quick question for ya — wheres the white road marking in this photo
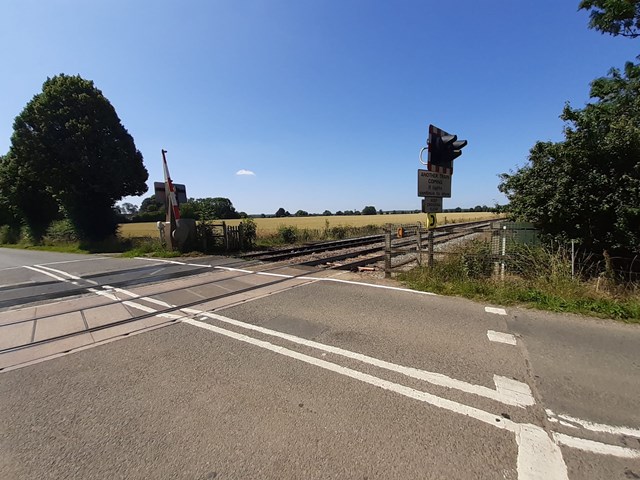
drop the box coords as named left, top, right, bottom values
left=36, top=265, right=98, bottom=285
left=558, top=420, right=578, bottom=429
left=0, top=256, right=108, bottom=272
left=553, top=432, right=640, bottom=458
left=546, top=410, right=640, bottom=438
left=184, top=316, right=517, bottom=430
left=184, top=317, right=566, bottom=480
left=39, top=257, right=108, bottom=266
left=24, top=265, right=69, bottom=282
left=17, top=261, right=634, bottom=474
left=135, top=257, right=438, bottom=296
left=485, top=306, right=507, bottom=315
left=184, top=309, right=535, bottom=408
left=487, top=330, right=517, bottom=345
left=517, top=425, right=569, bottom=479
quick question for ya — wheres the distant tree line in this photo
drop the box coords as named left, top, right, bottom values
left=125, top=196, right=245, bottom=223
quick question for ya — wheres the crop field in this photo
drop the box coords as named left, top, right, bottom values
left=118, top=212, right=502, bottom=239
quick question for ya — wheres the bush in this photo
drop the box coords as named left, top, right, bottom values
left=241, top=218, right=257, bottom=249
left=0, top=225, right=21, bottom=244
left=278, top=225, right=298, bottom=244
left=44, top=219, right=78, bottom=243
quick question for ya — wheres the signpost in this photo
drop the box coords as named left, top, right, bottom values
left=417, top=124, right=468, bottom=267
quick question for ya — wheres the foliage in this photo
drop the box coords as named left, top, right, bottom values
left=0, top=152, right=61, bottom=241
left=278, top=225, right=298, bottom=243
left=275, top=207, right=291, bottom=217
left=361, top=205, right=377, bottom=215
left=579, top=0, right=640, bottom=37
left=188, top=197, right=241, bottom=220
left=139, top=195, right=164, bottom=215
left=499, top=61, right=640, bottom=256
left=0, top=225, right=21, bottom=244
left=295, top=210, right=309, bottom=217
left=115, top=202, right=139, bottom=216
left=322, top=210, right=332, bottom=216
left=131, top=211, right=165, bottom=223
left=120, top=238, right=182, bottom=258
left=44, top=219, right=78, bottom=243
left=400, top=241, right=640, bottom=322
left=241, top=218, right=257, bottom=249
left=4, top=74, right=148, bottom=241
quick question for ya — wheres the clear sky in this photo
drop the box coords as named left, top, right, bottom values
left=1, top=0, right=637, bottom=214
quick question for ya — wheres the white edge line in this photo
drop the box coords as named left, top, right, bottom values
left=134, top=258, right=438, bottom=296
left=555, top=412, right=640, bottom=439
left=553, top=432, right=640, bottom=459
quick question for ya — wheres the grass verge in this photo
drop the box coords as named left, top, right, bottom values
left=398, top=241, right=640, bottom=323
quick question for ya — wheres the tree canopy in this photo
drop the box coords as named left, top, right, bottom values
left=361, top=206, right=377, bottom=215
left=499, top=61, right=640, bottom=255
left=2, top=74, right=148, bottom=241
left=188, top=197, right=241, bottom=221
left=579, top=0, right=640, bottom=37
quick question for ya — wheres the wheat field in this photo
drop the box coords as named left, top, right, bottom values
left=118, top=212, right=502, bottom=238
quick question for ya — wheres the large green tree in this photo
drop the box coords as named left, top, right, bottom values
left=499, top=62, right=640, bottom=255
left=579, top=0, right=640, bottom=37
left=188, top=197, right=241, bottom=221
left=5, top=74, right=148, bottom=241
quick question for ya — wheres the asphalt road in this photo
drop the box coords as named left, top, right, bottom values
left=0, top=248, right=638, bottom=479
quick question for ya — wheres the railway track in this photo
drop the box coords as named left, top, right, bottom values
left=242, top=220, right=493, bottom=271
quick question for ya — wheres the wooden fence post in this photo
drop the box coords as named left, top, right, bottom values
left=384, top=225, right=392, bottom=278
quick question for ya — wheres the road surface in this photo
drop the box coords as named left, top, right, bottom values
left=0, top=247, right=638, bottom=479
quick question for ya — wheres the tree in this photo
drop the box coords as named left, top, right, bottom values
left=5, top=74, right=148, bottom=241
left=579, top=0, right=640, bottom=38
left=322, top=210, right=332, bottom=216
left=0, top=152, right=60, bottom=239
left=117, top=202, right=139, bottom=216
left=275, top=207, right=290, bottom=217
left=295, top=210, right=309, bottom=217
left=139, top=195, right=164, bottom=214
left=362, top=206, right=377, bottom=215
left=499, top=61, right=640, bottom=255
left=190, top=197, right=241, bottom=220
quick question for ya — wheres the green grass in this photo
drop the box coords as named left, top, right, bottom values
left=0, top=242, right=90, bottom=254
left=398, top=241, right=640, bottom=323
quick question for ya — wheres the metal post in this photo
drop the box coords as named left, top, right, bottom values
left=384, top=226, right=392, bottom=278
left=500, top=225, right=507, bottom=281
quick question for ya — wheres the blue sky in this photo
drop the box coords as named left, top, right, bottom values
left=1, top=0, right=637, bottom=214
